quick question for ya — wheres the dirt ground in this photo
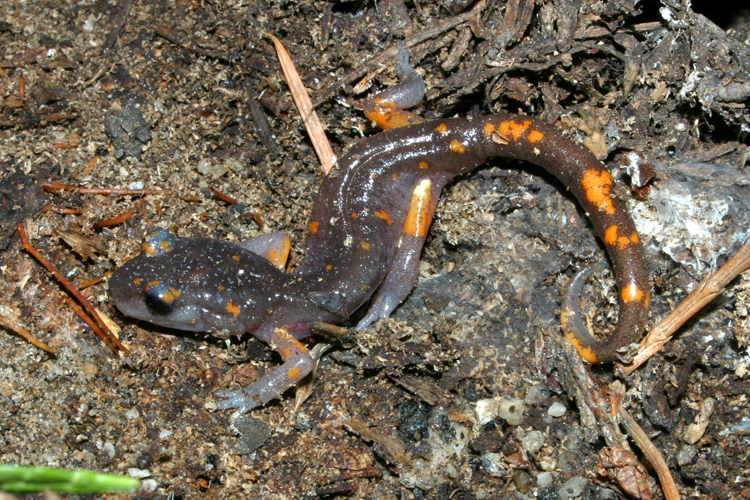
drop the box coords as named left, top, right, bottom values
left=1, top=0, right=750, bottom=499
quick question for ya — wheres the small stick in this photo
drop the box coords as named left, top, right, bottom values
left=245, top=84, right=279, bottom=157
left=619, top=407, right=681, bottom=500
left=78, top=276, right=106, bottom=289
left=264, top=32, right=335, bottom=174
left=311, top=321, right=351, bottom=339
left=41, top=205, right=83, bottom=215
left=0, top=312, right=55, bottom=354
left=41, top=183, right=161, bottom=196
left=61, top=296, right=118, bottom=353
left=16, top=223, right=127, bottom=355
left=209, top=186, right=237, bottom=204
left=101, top=0, right=134, bottom=53
left=94, top=199, right=145, bottom=228
left=18, top=73, right=25, bottom=107
left=155, top=24, right=231, bottom=62
left=623, top=234, right=750, bottom=374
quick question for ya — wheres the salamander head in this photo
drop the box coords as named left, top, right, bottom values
left=110, top=230, right=283, bottom=335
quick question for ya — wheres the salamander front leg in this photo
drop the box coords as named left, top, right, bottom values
left=215, top=327, right=314, bottom=414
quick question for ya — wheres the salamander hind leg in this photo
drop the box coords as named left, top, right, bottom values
left=214, top=327, right=314, bottom=413
left=356, top=233, right=424, bottom=329
left=357, top=178, right=440, bottom=329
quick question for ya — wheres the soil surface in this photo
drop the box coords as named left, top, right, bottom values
left=1, top=1, right=749, bottom=499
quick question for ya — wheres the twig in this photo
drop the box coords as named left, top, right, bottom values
left=41, top=182, right=162, bottom=196
left=94, top=199, right=145, bottom=228
left=622, top=234, right=750, bottom=374
left=245, top=84, right=279, bottom=157
left=619, top=407, right=681, bottom=500
left=41, top=205, right=83, bottom=215
left=155, top=24, right=231, bottom=62
left=209, top=186, right=237, bottom=204
left=16, top=223, right=127, bottom=355
left=264, top=33, right=335, bottom=174
left=101, top=0, right=134, bottom=53
left=0, top=312, right=55, bottom=354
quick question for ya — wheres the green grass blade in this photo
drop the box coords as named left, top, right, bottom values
left=0, top=465, right=140, bottom=494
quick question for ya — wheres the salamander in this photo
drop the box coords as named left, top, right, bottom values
left=110, top=52, right=650, bottom=414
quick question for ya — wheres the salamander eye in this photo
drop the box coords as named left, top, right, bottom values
left=143, top=281, right=180, bottom=315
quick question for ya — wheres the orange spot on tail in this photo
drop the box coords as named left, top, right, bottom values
left=605, top=225, right=640, bottom=249
left=622, top=283, right=644, bottom=303
left=566, top=333, right=599, bottom=363
left=528, top=130, right=544, bottom=143
left=308, top=221, right=320, bottom=234
left=484, top=122, right=496, bottom=136
left=436, top=123, right=449, bottom=133
left=419, top=161, right=429, bottom=169
left=561, top=308, right=599, bottom=363
left=266, top=235, right=292, bottom=270
left=499, top=120, right=531, bottom=141
left=581, top=170, right=615, bottom=215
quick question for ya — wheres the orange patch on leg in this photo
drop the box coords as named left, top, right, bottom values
left=403, top=179, right=435, bottom=237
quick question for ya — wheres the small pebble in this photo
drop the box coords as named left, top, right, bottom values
left=547, top=402, right=567, bottom=417
left=512, top=470, right=531, bottom=493
left=141, top=478, right=158, bottom=492
left=128, top=468, right=151, bottom=478
left=476, top=397, right=527, bottom=426
left=676, top=444, right=698, bottom=465
left=196, top=158, right=229, bottom=178
left=538, top=486, right=561, bottom=500
left=560, top=427, right=583, bottom=450
left=536, top=471, right=554, bottom=488
left=521, top=430, right=545, bottom=453
left=525, top=384, right=550, bottom=405
left=480, top=452, right=506, bottom=478
left=558, top=476, right=588, bottom=500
